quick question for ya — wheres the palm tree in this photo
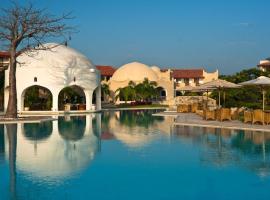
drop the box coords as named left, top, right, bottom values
left=135, top=78, right=158, bottom=102
left=115, top=78, right=159, bottom=104
left=115, top=86, right=136, bottom=103
left=101, top=83, right=110, bottom=102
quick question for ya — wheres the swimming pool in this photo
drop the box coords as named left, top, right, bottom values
left=1, top=110, right=270, bottom=200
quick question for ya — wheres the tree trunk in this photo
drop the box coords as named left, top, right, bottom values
left=5, top=47, right=17, bottom=118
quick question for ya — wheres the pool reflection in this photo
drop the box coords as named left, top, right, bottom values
left=1, top=110, right=270, bottom=199
left=1, top=114, right=101, bottom=200
left=0, top=124, right=5, bottom=162
left=23, top=121, right=53, bottom=141
left=172, top=126, right=270, bottom=177
left=100, top=110, right=170, bottom=148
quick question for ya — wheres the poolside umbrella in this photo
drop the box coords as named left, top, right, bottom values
left=239, top=76, right=270, bottom=111
left=180, top=85, right=195, bottom=91
left=195, top=79, right=241, bottom=107
left=193, top=84, right=215, bottom=108
left=179, top=85, right=195, bottom=95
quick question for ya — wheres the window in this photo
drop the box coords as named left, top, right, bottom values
left=184, top=78, right=189, bottom=86
left=73, top=77, right=76, bottom=82
left=194, top=78, right=199, bottom=86
left=34, top=77, right=37, bottom=82
left=175, top=91, right=182, bottom=96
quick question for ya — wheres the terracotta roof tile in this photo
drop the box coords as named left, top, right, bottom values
left=96, top=65, right=116, bottom=76
left=0, top=51, right=10, bottom=58
left=172, top=69, right=204, bottom=79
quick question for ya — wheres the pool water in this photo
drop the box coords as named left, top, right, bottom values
left=1, top=110, right=270, bottom=200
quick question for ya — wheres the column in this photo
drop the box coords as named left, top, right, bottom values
left=4, top=88, right=9, bottom=112
left=95, top=85, right=101, bottom=111
left=52, top=91, right=59, bottom=111
left=85, top=90, right=93, bottom=111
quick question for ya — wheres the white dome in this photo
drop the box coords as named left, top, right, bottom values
left=151, top=66, right=161, bottom=73
left=16, top=43, right=99, bottom=93
left=18, top=43, right=96, bottom=70
left=111, top=62, right=158, bottom=82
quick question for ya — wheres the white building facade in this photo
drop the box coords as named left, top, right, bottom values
left=4, top=43, right=101, bottom=113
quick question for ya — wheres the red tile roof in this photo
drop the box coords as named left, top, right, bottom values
left=172, top=69, right=204, bottom=79
left=0, top=51, right=10, bottom=58
left=96, top=65, right=116, bottom=76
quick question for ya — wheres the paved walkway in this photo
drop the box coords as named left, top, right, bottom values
left=153, top=111, right=270, bottom=132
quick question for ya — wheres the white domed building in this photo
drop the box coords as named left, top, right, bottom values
left=4, top=43, right=101, bottom=113
left=98, top=61, right=219, bottom=105
left=111, top=62, right=158, bottom=83
left=109, top=62, right=174, bottom=102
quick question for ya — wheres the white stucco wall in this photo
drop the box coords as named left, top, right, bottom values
left=4, top=43, right=101, bottom=112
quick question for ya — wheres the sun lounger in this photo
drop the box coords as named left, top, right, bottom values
left=231, top=108, right=240, bottom=120
left=177, top=104, right=190, bottom=113
left=216, top=108, right=231, bottom=121
left=244, top=111, right=253, bottom=124
left=265, top=112, right=270, bottom=125
left=204, top=109, right=216, bottom=120
left=196, top=110, right=204, bottom=117
left=252, top=109, right=264, bottom=125
left=191, top=103, right=199, bottom=113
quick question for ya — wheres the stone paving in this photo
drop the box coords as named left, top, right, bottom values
left=153, top=111, right=270, bottom=132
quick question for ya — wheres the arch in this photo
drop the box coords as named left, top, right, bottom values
left=21, top=85, right=53, bottom=111
left=156, top=87, right=167, bottom=99
left=92, top=88, right=97, bottom=104
left=58, top=85, right=86, bottom=111
left=58, top=116, right=86, bottom=141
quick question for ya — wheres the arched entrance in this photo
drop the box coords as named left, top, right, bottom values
left=58, top=85, right=86, bottom=111
left=22, top=85, right=52, bottom=111
left=157, top=87, right=167, bottom=100
left=92, top=88, right=96, bottom=105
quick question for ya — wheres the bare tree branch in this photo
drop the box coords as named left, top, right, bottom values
left=0, top=1, right=75, bottom=118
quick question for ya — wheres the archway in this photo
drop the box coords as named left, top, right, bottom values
left=92, top=88, right=97, bottom=105
left=22, top=85, right=52, bottom=111
left=58, top=85, right=86, bottom=111
left=157, top=87, right=167, bottom=100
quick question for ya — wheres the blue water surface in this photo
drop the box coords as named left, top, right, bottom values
left=1, top=110, right=270, bottom=200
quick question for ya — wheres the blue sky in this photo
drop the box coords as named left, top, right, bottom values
left=2, top=0, right=270, bottom=74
